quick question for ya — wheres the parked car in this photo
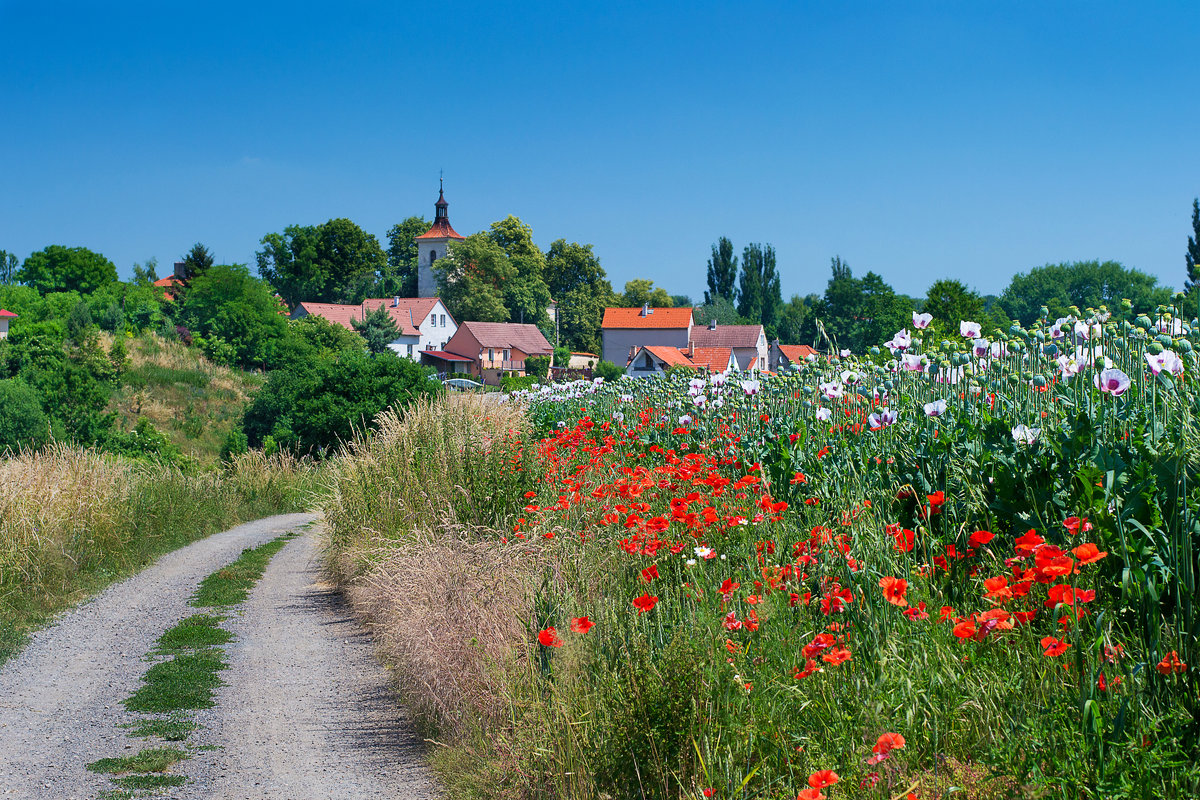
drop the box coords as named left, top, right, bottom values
left=442, top=377, right=485, bottom=392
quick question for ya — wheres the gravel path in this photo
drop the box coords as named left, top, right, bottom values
left=182, top=531, right=441, bottom=799
left=0, top=514, right=441, bottom=800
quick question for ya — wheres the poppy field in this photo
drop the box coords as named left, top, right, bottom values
left=326, top=301, right=1199, bottom=800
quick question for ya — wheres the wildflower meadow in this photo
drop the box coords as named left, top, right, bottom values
left=328, top=299, right=1199, bottom=800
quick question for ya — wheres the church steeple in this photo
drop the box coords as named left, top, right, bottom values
left=415, top=176, right=465, bottom=297
left=434, top=177, right=449, bottom=222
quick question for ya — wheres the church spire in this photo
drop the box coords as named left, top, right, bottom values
left=435, top=176, right=448, bottom=221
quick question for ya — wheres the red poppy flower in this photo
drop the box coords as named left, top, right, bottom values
left=903, top=601, right=929, bottom=620
left=807, top=770, right=840, bottom=789
left=952, top=618, right=978, bottom=639
left=879, top=576, right=908, bottom=607
left=631, top=594, right=659, bottom=614
left=1063, top=516, right=1093, bottom=536
left=937, top=605, right=956, bottom=624
left=968, top=530, right=995, bottom=548
left=640, top=564, right=660, bottom=583
left=873, top=732, right=906, bottom=754
left=1040, top=636, right=1071, bottom=657
left=982, top=576, right=1012, bottom=602
left=821, top=646, right=852, bottom=665
left=790, top=471, right=807, bottom=484
left=1014, top=529, right=1045, bottom=555
left=796, top=789, right=824, bottom=800
left=1156, top=650, right=1187, bottom=675
left=1072, top=543, right=1107, bottom=564
left=538, top=627, right=563, bottom=647
left=570, top=616, right=594, bottom=634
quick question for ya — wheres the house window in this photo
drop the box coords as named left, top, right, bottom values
left=440, top=314, right=446, bottom=326
left=407, top=344, right=413, bottom=356
left=488, top=349, right=494, bottom=362
left=503, top=349, right=510, bottom=361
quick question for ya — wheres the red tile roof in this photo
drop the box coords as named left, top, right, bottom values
left=602, top=307, right=693, bottom=329
left=414, top=218, right=465, bottom=240
left=455, top=321, right=553, bottom=355
left=777, top=344, right=819, bottom=363
left=690, top=347, right=734, bottom=371
left=293, top=301, right=420, bottom=337
left=0, top=309, right=16, bottom=318
left=630, top=345, right=696, bottom=368
left=690, top=324, right=763, bottom=349
left=421, top=350, right=474, bottom=362
left=361, top=297, right=447, bottom=331
left=152, top=275, right=185, bottom=287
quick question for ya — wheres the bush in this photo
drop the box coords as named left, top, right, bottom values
left=593, top=360, right=624, bottom=382
left=501, top=374, right=537, bottom=392
left=0, top=379, right=50, bottom=452
left=524, top=355, right=551, bottom=379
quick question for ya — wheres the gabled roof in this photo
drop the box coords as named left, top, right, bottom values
left=690, top=347, right=735, bottom=371
left=777, top=344, right=819, bottom=363
left=455, top=321, right=553, bottom=355
left=421, top=350, right=473, bottom=362
left=602, top=307, right=693, bottom=329
left=293, top=301, right=420, bottom=338
left=414, top=218, right=465, bottom=240
left=153, top=275, right=185, bottom=287
left=634, top=345, right=695, bottom=368
left=361, top=297, right=445, bottom=327
left=0, top=309, right=17, bottom=318
left=690, top=324, right=763, bottom=349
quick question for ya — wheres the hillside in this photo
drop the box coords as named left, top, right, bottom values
left=106, top=334, right=264, bottom=464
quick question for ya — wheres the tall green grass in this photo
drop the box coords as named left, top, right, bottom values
left=0, top=445, right=321, bottom=665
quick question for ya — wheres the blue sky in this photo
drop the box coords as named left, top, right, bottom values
left=3, top=1, right=1197, bottom=300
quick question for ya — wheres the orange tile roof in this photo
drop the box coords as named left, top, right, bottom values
left=414, top=218, right=465, bottom=240
left=455, top=321, right=553, bottom=354
left=632, top=345, right=696, bottom=368
left=690, top=347, right=734, bottom=371
left=0, top=309, right=17, bottom=318
left=361, top=297, right=446, bottom=328
left=602, top=307, right=693, bottom=329
left=778, top=344, right=819, bottom=363
left=690, top=324, right=763, bottom=349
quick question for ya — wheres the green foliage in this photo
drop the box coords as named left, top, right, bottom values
left=241, top=350, right=436, bottom=455
left=383, top=216, right=429, bottom=297
left=103, top=417, right=186, bottom=465
left=256, top=218, right=386, bottom=307
left=0, top=379, right=50, bottom=452
left=693, top=295, right=749, bottom=328
left=704, top=237, right=738, bottom=305
left=1187, top=198, right=1200, bottom=295
left=552, top=346, right=571, bottom=367
left=813, top=256, right=912, bottom=353
left=594, top=360, right=624, bottom=382
left=131, top=257, right=159, bottom=286
left=524, top=355, right=551, bottom=379
left=775, top=293, right=820, bottom=345
left=999, top=260, right=1173, bottom=327
left=220, top=428, right=249, bottom=463
left=350, top=304, right=402, bottom=354
left=192, top=533, right=298, bottom=608
left=545, top=239, right=614, bottom=353
left=501, top=374, right=538, bottom=392
left=66, top=299, right=93, bottom=345
left=183, top=264, right=288, bottom=369
left=87, top=747, right=187, bottom=775
left=923, top=278, right=986, bottom=331
left=437, top=234, right=514, bottom=323
left=735, top=244, right=764, bottom=322
left=0, top=250, right=18, bottom=285
left=17, top=245, right=118, bottom=294
left=180, top=243, right=214, bottom=283
left=621, top=279, right=672, bottom=308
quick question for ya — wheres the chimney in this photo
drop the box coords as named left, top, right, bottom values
left=688, top=341, right=696, bottom=359
left=708, top=319, right=717, bottom=331
left=640, top=303, right=650, bottom=316
left=393, top=296, right=399, bottom=307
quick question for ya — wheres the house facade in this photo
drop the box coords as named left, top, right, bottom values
left=290, top=297, right=457, bottom=360
left=772, top=342, right=820, bottom=371
left=601, top=305, right=693, bottom=366
left=625, top=344, right=735, bottom=377
left=0, top=309, right=15, bottom=338
left=441, top=321, right=553, bottom=385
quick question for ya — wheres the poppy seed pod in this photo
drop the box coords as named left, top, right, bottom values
left=1178, top=339, right=1193, bottom=353
left=1135, top=315, right=1153, bottom=329
left=1042, top=343, right=1059, bottom=357
left=1157, top=334, right=1174, bottom=349
left=1147, top=341, right=1164, bottom=355
left=1032, top=375, right=1048, bottom=388
left=1120, top=298, right=1133, bottom=311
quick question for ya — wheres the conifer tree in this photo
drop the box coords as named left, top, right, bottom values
left=1186, top=198, right=1200, bottom=294
left=705, top=237, right=738, bottom=305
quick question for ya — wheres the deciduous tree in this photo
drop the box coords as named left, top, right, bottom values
left=1186, top=198, right=1200, bottom=295
left=18, top=245, right=118, bottom=294
left=257, top=219, right=386, bottom=307
left=998, top=261, right=1172, bottom=326
left=382, top=216, right=429, bottom=298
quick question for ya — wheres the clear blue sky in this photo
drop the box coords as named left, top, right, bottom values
left=3, top=1, right=1197, bottom=300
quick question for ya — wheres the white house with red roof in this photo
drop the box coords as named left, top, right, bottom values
left=290, top=296, right=457, bottom=360
left=0, top=309, right=16, bottom=339
left=625, top=343, right=736, bottom=376
left=416, top=179, right=466, bottom=297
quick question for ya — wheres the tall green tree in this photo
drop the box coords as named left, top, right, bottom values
left=1187, top=198, right=1200, bottom=294
left=436, top=234, right=513, bottom=323
left=183, top=264, right=289, bottom=369
left=488, top=216, right=551, bottom=328
left=736, top=243, right=765, bottom=323
left=180, top=243, right=215, bottom=282
left=694, top=295, right=749, bottom=327
left=813, top=257, right=911, bottom=353
left=545, top=239, right=614, bottom=353
left=0, top=250, right=17, bottom=285
left=758, top=244, right=782, bottom=337
left=383, top=216, right=429, bottom=297
left=705, top=237, right=738, bottom=305
left=257, top=218, right=387, bottom=307
left=131, top=258, right=159, bottom=286
left=351, top=305, right=402, bottom=354
left=17, top=246, right=118, bottom=294
left=998, top=261, right=1173, bottom=326
left=923, top=279, right=985, bottom=330
left=775, top=294, right=820, bottom=345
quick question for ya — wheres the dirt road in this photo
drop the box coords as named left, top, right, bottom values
left=0, top=515, right=440, bottom=799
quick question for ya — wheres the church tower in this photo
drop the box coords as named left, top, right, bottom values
left=415, top=179, right=465, bottom=297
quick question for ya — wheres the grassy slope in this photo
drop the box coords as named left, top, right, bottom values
left=106, top=334, right=264, bottom=464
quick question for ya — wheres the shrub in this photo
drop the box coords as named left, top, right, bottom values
left=0, top=379, right=50, bottom=452
left=593, top=360, right=623, bottom=382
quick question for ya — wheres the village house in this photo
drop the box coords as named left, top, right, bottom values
left=441, top=321, right=552, bottom=384
left=601, top=305, right=693, bottom=367
left=624, top=343, right=736, bottom=376
left=290, top=296, right=458, bottom=360
left=0, top=309, right=16, bottom=338
left=689, top=320, right=768, bottom=371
